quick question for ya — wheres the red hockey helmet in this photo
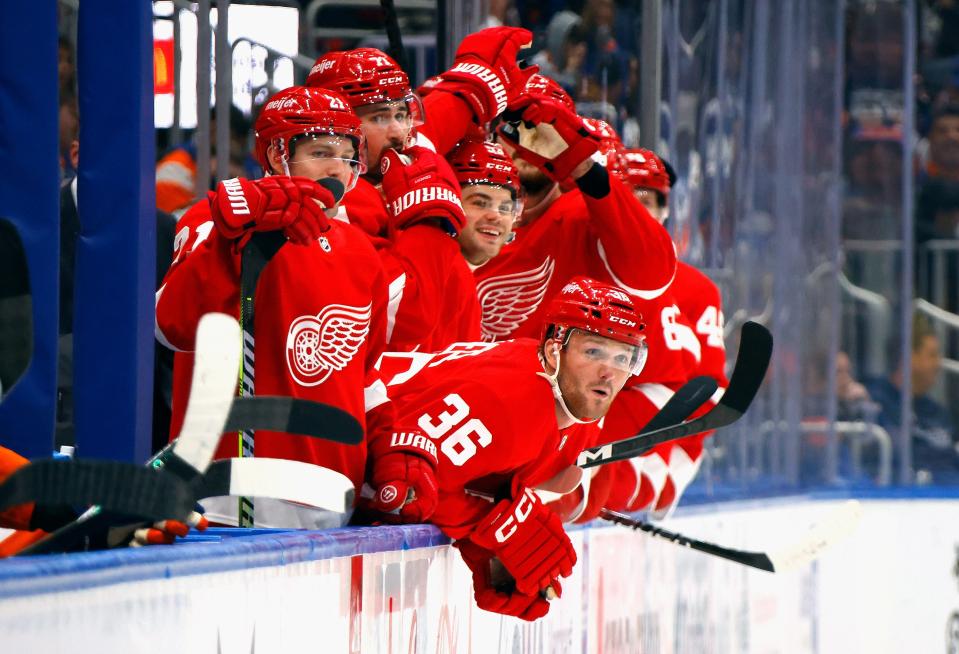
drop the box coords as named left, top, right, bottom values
left=448, top=139, right=520, bottom=196
left=583, top=118, right=627, bottom=180
left=254, top=86, right=366, bottom=183
left=307, top=48, right=423, bottom=122
left=543, top=277, right=646, bottom=347
left=523, top=73, right=576, bottom=112
left=622, top=148, right=671, bottom=197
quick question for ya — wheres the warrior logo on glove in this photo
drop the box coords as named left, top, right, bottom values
left=286, top=303, right=371, bottom=386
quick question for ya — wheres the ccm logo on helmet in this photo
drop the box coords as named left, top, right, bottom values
left=379, top=76, right=405, bottom=86
left=609, top=315, right=637, bottom=327
left=494, top=487, right=538, bottom=543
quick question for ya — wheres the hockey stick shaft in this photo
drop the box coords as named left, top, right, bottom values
left=600, top=499, right=862, bottom=573
left=577, top=322, right=772, bottom=468
left=380, top=0, right=409, bottom=74
left=600, top=509, right=774, bottom=571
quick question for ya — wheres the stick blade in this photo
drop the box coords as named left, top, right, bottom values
left=720, top=321, right=773, bottom=414
left=767, top=500, right=862, bottom=572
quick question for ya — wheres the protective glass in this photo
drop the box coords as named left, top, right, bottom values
left=563, top=328, right=648, bottom=377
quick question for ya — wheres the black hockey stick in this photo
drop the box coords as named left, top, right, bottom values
left=577, top=321, right=772, bottom=468
left=600, top=500, right=862, bottom=573
left=224, top=396, right=362, bottom=445
left=21, top=314, right=241, bottom=555
left=380, top=0, right=409, bottom=74
left=235, top=178, right=346, bottom=527
left=635, top=375, right=718, bottom=435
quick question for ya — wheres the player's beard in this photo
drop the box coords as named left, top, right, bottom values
left=556, top=368, right=614, bottom=421
left=517, top=161, right=553, bottom=196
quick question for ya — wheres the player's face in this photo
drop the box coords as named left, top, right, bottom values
left=273, top=134, right=361, bottom=192
left=553, top=331, right=636, bottom=420
left=356, top=101, right=413, bottom=171
left=458, top=185, right=517, bottom=265
left=633, top=187, right=667, bottom=224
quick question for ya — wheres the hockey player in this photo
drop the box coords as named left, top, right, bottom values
left=375, top=139, right=521, bottom=352
left=306, top=28, right=536, bottom=237
left=570, top=149, right=729, bottom=522
left=476, top=74, right=676, bottom=342
left=156, top=86, right=395, bottom=528
left=371, top=278, right=648, bottom=620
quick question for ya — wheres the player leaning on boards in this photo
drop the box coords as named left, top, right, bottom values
left=155, top=86, right=393, bottom=528
left=367, top=277, right=648, bottom=621
left=306, top=28, right=536, bottom=238
left=474, top=74, right=677, bottom=343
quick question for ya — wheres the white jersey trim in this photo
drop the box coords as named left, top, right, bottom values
left=596, top=239, right=676, bottom=300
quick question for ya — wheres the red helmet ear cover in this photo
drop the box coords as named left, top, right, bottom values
left=254, top=86, right=363, bottom=171
left=542, top=277, right=646, bottom=348
left=622, top=148, right=671, bottom=197
left=582, top=118, right=627, bottom=179
left=307, top=48, right=412, bottom=107
left=448, top=140, right=519, bottom=193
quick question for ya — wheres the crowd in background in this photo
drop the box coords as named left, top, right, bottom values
left=49, top=0, right=959, bottom=492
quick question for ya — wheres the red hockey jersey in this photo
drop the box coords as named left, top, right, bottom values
left=378, top=339, right=582, bottom=538
left=473, top=175, right=676, bottom=342
left=156, top=203, right=392, bottom=507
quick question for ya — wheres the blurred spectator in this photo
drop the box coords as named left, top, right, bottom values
left=576, top=0, right=629, bottom=108
left=842, top=123, right=905, bottom=240
left=58, top=36, right=76, bottom=99
left=923, top=103, right=959, bottom=182
left=155, top=106, right=254, bottom=216
left=917, top=177, right=959, bottom=241
left=845, top=2, right=905, bottom=94
left=58, top=94, right=79, bottom=183
left=835, top=350, right=883, bottom=425
left=530, top=11, right=587, bottom=94
left=863, top=314, right=959, bottom=483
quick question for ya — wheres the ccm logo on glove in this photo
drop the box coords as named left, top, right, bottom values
left=390, top=431, right=438, bottom=460
left=388, top=188, right=464, bottom=217
left=495, top=487, right=537, bottom=543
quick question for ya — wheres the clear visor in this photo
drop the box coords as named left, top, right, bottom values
left=282, top=132, right=367, bottom=193
left=563, top=328, right=648, bottom=377
left=357, top=94, right=426, bottom=132
left=461, top=184, right=523, bottom=222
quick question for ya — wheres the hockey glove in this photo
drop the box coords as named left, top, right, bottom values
left=380, top=146, right=466, bottom=236
left=131, top=509, right=209, bottom=547
left=468, top=480, right=576, bottom=596
left=497, top=96, right=601, bottom=183
left=455, top=539, right=556, bottom=621
left=432, top=27, right=537, bottom=124
left=366, top=429, right=440, bottom=524
left=209, top=176, right=335, bottom=248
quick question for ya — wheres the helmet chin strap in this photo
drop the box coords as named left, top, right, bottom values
left=537, top=343, right=595, bottom=426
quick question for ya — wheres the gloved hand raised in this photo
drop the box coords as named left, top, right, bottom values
left=380, top=146, right=466, bottom=236
left=431, top=27, right=538, bottom=124
left=497, top=96, right=602, bottom=182
left=209, top=176, right=337, bottom=248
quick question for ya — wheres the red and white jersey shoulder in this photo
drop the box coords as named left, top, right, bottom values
left=378, top=224, right=481, bottom=353
left=473, top=176, right=676, bottom=342
left=379, top=339, right=564, bottom=537
left=671, top=261, right=728, bottom=391
left=156, top=215, right=390, bottom=497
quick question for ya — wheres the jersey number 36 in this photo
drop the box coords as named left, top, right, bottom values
left=417, top=393, right=492, bottom=466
